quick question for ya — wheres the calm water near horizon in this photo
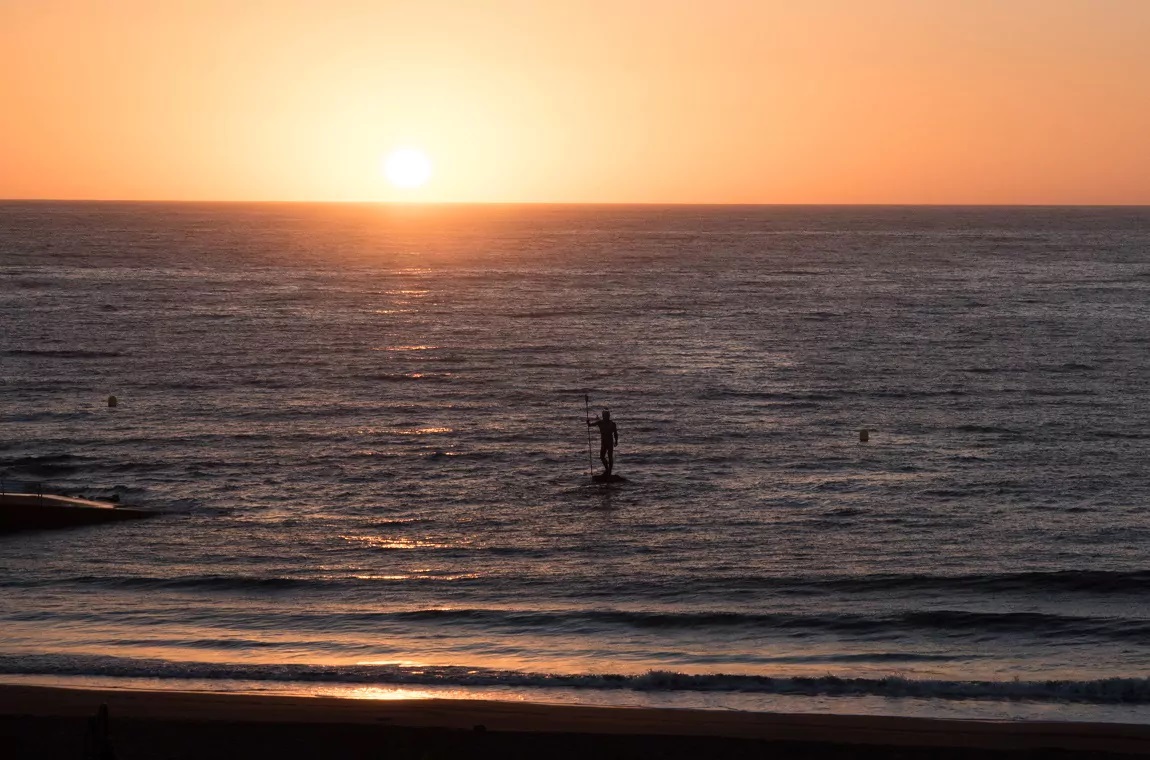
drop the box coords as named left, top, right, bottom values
left=2, top=202, right=1149, bottom=722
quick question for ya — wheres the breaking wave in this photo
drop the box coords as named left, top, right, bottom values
left=3, top=654, right=1150, bottom=704
left=7, top=569, right=1150, bottom=596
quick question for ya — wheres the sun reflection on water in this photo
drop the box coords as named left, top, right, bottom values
left=340, top=535, right=472, bottom=550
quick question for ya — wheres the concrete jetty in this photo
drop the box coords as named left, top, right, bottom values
left=0, top=492, right=155, bottom=533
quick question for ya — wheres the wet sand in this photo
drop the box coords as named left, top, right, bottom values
left=1, top=683, right=1148, bottom=758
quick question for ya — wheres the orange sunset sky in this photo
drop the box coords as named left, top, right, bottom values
left=2, top=0, right=1148, bottom=204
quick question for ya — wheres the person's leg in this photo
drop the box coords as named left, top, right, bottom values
left=600, top=444, right=610, bottom=473
left=605, top=447, right=614, bottom=474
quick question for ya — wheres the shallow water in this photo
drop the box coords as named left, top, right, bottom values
left=2, top=203, right=1149, bottom=720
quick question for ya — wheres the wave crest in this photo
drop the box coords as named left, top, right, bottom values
left=3, top=655, right=1150, bottom=704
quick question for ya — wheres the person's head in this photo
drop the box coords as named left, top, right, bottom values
left=602, top=410, right=610, bottom=420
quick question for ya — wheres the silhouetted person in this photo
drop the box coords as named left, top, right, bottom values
left=588, top=410, right=618, bottom=476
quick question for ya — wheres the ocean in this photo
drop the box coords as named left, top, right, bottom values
left=1, top=202, right=1149, bottom=722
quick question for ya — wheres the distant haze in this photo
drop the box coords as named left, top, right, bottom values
left=3, top=0, right=1149, bottom=204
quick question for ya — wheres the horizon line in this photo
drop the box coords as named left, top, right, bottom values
left=2, top=198, right=1150, bottom=209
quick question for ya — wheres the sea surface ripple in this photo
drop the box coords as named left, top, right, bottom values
left=2, top=203, right=1149, bottom=721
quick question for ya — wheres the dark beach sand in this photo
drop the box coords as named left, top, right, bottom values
left=2, top=683, right=1148, bottom=758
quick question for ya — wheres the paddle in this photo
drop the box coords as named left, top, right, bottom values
left=584, top=394, right=594, bottom=479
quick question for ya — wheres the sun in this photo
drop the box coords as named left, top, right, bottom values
left=382, top=148, right=432, bottom=189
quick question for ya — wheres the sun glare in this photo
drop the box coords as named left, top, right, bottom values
left=383, top=148, right=432, bottom=189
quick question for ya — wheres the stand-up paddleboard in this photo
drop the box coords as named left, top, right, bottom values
left=591, top=473, right=627, bottom=484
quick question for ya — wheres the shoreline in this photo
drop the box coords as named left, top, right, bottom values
left=3, top=684, right=1150, bottom=758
